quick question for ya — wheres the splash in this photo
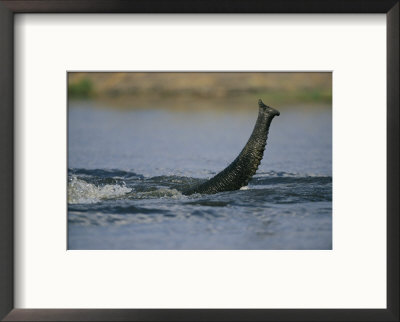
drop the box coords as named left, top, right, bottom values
left=68, top=175, right=132, bottom=204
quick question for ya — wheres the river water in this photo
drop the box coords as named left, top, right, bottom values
left=68, top=101, right=332, bottom=249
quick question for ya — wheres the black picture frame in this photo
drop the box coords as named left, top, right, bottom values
left=0, top=1, right=398, bottom=321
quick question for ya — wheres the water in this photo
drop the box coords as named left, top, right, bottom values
left=68, top=101, right=332, bottom=249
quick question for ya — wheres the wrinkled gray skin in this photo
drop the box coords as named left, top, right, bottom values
left=182, top=99, right=280, bottom=195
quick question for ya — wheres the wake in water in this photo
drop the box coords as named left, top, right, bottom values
left=67, top=168, right=332, bottom=249
left=68, top=169, right=193, bottom=204
left=68, top=176, right=132, bottom=204
left=68, top=168, right=331, bottom=205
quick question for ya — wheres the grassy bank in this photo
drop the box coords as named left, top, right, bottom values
left=68, top=72, right=331, bottom=108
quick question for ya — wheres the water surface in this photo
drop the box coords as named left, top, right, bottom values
left=68, top=102, right=332, bottom=249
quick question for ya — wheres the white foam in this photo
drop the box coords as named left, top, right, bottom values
left=68, top=175, right=131, bottom=204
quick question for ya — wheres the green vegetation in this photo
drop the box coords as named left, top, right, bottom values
left=68, top=72, right=331, bottom=108
left=68, top=78, right=93, bottom=98
left=256, top=89, right=332, bottom=106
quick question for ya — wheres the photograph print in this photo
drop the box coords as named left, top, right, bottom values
left=67, top=72, right=332, bottom=250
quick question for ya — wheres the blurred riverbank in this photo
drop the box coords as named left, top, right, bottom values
left=68, top=72, right=331, bottom=110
